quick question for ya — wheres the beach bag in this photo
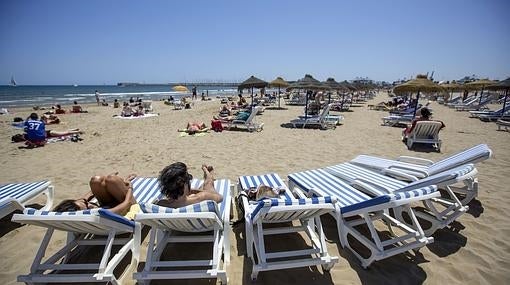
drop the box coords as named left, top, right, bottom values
left=231, top=185, right=286, bottom=226
left=211, top=120, right=223, bottom=132
left=11, top=134, right=26, bottom=143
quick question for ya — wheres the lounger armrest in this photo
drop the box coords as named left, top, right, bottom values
left=396, top=156, right=434, bottom=165
left=380, top=168, right=419, bottom=182
left=352, top=179, right=391, bottom=196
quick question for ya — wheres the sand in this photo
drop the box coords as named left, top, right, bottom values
left=0, top=93, right=509, bottom=284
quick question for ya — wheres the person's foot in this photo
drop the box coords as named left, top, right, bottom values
left=202, top=164, right=214, bottom=180
left=125, top=173, right=137, bottom=181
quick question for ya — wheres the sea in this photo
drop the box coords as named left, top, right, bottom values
left=0, top=85, right=240, bottom=108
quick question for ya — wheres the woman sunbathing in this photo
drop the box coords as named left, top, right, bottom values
left=178, top=121, right=209, bottom=135
left=157, top=162, right=223, bottom=208
left=53, top=173, right=138, bottom=217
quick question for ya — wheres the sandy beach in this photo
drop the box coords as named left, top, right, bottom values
left=0, top=92, right=509, bottom=285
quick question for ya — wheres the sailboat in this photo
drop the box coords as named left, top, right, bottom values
left=10, top=76, right=17, bottom=87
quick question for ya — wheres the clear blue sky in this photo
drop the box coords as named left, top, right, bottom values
left=1, top=0, right=509, bottom=85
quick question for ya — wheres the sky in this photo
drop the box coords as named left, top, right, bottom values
left=0, top=0, right=509, bottom=85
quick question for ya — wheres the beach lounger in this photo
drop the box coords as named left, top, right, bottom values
left=381, top=114, right=414, bottom=127
left=350, top=144, right=492, bottom=180
left=133, top=179, right=231, bottom=284
left=478, top=111, right=510, bottom=122
left=496, top=119, right=510, bottom=131
left=402, top=121, right=443, bottom=151
left=454, top=97, right=490, bottom=111
left=238, top=173, right=338, bottom=279
left=469, top=103, right=510, bottom=118
left=11, top=177, right=162, bottom=284
left=291, top=104, right=336, bottom=129
left=226, top=106, right=264, bottom=132
left=0, top=180, right=54, bottom=219
left=325, top=163, right=478, bottom=235
left=287, top=168, right=439, bottom=268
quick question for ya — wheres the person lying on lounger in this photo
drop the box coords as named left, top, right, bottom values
left=53, top=173, right=138, bottom=217
left=178, top=121, right=209, bottom=135
left=157, top=162, right=223, bottom=208
left=214, top=110, right=250, bottom=122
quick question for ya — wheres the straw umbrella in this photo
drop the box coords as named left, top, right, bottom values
left=270, top=77, right=289, bottom=109
left=393, top=74, right=444, bottom=119
left=172, top=85, right=189, bottom=92
left=440, top=81, right=463, bottom=101
left=486, top=77, right=510, bottom=118
left=322, top=78, right=344, bottom=104
left=238, top=76, right=269, bottom=106
left=465, top=79, right=496, bottom=104
left=288, top=74, right=328, bottom=119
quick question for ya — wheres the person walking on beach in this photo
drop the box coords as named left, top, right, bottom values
left=95, top=90, right=101, bottom=106
left=192, top=86, right=197, bottom=101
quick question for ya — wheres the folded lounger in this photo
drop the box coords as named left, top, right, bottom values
left=325, top=163, right=478, bottom=236
left=226, top=106, right=264, bottom=132
left=133, top=179, right=231, bottom=284
left=291, top=104, right=337, bottom=129
left=497, top=119, right=510, bottom=131
left=0, top=180, right=54, bottom=219
left=350, top=144, right=492, bottom=181
left=11, top=177, right=162, bottom=284
left=238, top=173, right=339, bottom=280
left=287, top=168, right=439, bottom=268
left=381, top=114, right=414, bottom=127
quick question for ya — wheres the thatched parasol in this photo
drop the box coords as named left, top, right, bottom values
left=487, top=77, right=510, bottom=117
left=288, top=74, right=329, bottom=119
left=238, top=76, right=269, bottom=105
left=394, top=74, right=444, bottom=119
left=440, top=81, right=463, bottom=101
left=172, top=85, right=189, bottom=92
left=322, top=77, right=344, bottom=104
left=465, top=79, right=496, bottom=104
left=270, top=77, right=289, bottom=109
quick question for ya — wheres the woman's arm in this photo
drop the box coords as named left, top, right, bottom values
left=107, top=186, right=134, bottom=215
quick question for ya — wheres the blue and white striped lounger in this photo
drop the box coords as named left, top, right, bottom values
left=288, top=168, right=439, bottom=268
left=238, top=173, right=339, bottom=280
left=350, top=144, right=492, bottom=179
left=325, top=163, right=478, bottom=235
left=0, top=180, right=53, bottom=219
left=133, top=179, right=231, bottom=284
left=11, top=177, right=162, bottom=285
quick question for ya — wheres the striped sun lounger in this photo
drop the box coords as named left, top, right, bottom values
left=238, top=173, right=338, bottom=280
left=11, top=177, right=162, bottom=284
left=288, top=168, right=439, bottom=268
left=0, top=180, right=54, bottom=219
left=133, top=178, right=232, bottom=284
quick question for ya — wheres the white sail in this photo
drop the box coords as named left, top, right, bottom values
left=10, top=76, right=17, bottom=86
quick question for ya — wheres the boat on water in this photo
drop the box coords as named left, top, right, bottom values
left=10, top=76, right=17, bottom=87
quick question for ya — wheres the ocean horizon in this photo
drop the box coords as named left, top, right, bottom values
left=0, top=84, right=240, bottom=108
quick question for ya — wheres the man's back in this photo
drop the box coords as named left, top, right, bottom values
left=24, top=119, right=46, bottom=141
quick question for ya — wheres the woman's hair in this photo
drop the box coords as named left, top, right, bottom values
left=158, top=162, right=190, bottom=200
left=53, top=199, right=80, bottom=212
left=420, top=107, right=432, bottom=119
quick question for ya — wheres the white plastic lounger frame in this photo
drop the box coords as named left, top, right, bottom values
left=381, top=114, right=413, bottom=127
left=287, top=168, right=439, bottom=268
left=133, top=179, right=232, bottom=284
left=350, top=144, right=492, bottom=180
left=291, top=104, right=335, bottom=129
left=403, top=121, right=443, bottom=151
left=325, top=163, right=478, bottom=236
left=238, top=173, right=338, bottom=280
left=497, top=119, right=510, bottom=131
left=227, top=106, right=264, bottom=132
left=11, top=177, right=162, bottom=285
left=0, top=180, right=54, bottom=219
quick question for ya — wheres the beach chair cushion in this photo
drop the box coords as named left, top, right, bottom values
left=0, top=180, right=50, bottom=201
left=23, top=207, right=135, bottom=228
left=250, top=196, right=335, bottom=220
left=140, top=200, right=220, bottom=216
